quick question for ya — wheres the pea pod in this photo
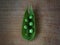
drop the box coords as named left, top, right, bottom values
left=22, top=6, right=36, bottom=40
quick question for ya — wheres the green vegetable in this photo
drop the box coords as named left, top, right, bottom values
left=22, top=6, right=36, bottom=40
left=29, top=22, right=33, bottom=26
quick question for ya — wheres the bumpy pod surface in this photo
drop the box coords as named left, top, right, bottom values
left=22, top=6, right=36, bottom=40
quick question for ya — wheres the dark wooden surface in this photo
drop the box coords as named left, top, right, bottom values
left=0, top=0, right=60, bottom=45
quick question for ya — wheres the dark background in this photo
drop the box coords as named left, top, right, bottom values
left=0, top=0, right=60, bottom=45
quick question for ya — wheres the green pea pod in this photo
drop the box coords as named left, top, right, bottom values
left=22, top=6, right=36, bottom=40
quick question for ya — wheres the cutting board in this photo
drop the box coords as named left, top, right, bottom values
left=0, top=0, right=60, bottom=45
